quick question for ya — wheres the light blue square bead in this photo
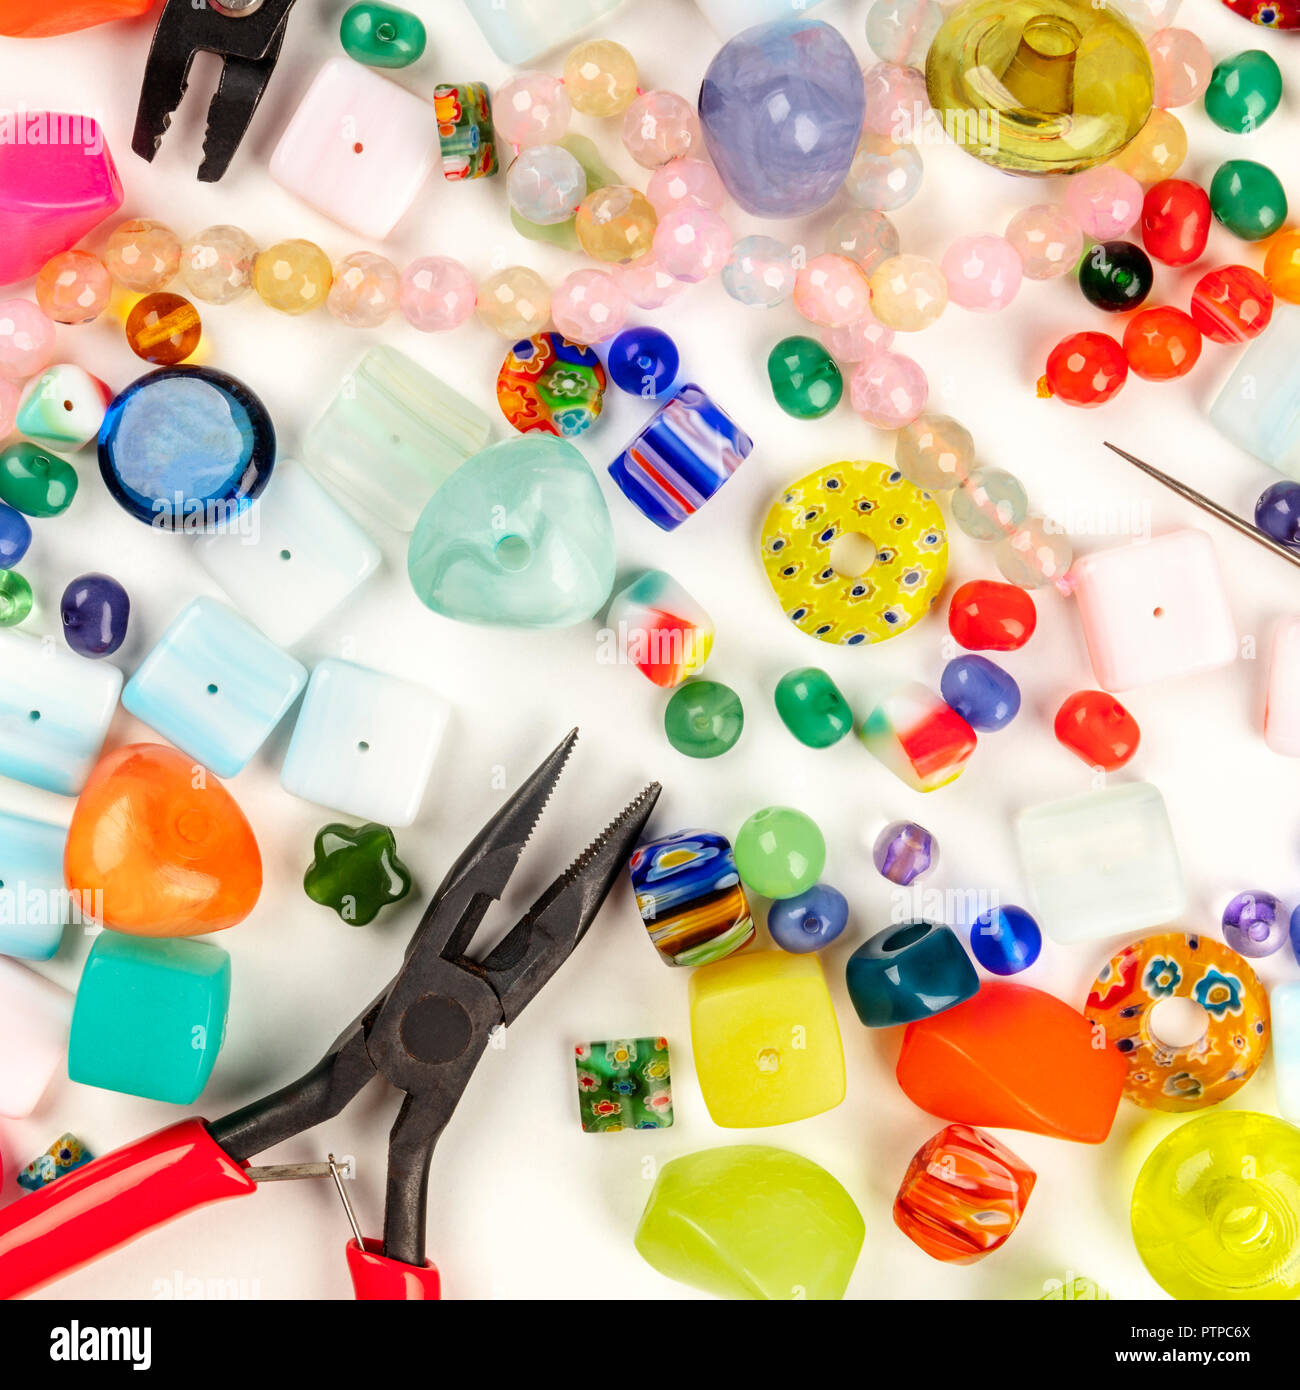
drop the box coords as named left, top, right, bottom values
left=0, top=810, right=69, bottom=961
left=0, top=629, right=123, bottom=796
left=1272, top=982, right=1300, bottom=1124
left=123, top=596, right=308, bottom=778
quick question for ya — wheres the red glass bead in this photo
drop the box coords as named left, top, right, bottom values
left=948, top=580, right=1037, bottom=653
left=1190, top=264, right=1274, bottom=344
left=1042, top=331, right=1127, bottom=408
left=1122, top=305, right=1203, bottom=381
left=1140, top=179, right=1210, bottom=267
left=1054, top=690, right=1140, bottom=771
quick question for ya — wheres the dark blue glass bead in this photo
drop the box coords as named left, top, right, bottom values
left=969, top=905, right=1042, bottom=976
left=941, top=654, right=1020, bottom=731
left=607, top=327, right=680, bottom=399
left=767, top=882, right=848, bottom=954
left=98, top=367, right=276, bottom=531
left=0, top=501, right=32, bottom=568
left=845, top=920, right=979, bottom=1028
left=1255, top=481, right=1300, bottom=550
left=61, top=572, right=130, bottom=659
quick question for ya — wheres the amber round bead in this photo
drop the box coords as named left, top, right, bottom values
left=125, top=293, right=203, bottom=366
left=253, top=239, right=333, bottom=315
left=574, top=185, right=658, bottom=264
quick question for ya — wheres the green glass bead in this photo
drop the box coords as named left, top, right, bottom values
left=767, top=335, right=843, bottom=420
left=664, top=680, right=743, bottom=758
left=0, top=442, right=79, bottom=518
left=0, top=569, right=33, bottom=626
left=773, top=667, right=852, bottom=748
left=1205, top=50, right=1282, bottom=135
left=339, top=2, right=426, bottom=68
left=1210, top=160, right=1288, bottom=242
left=734, top=806, right=825, bottom=899
left=304, top=821, right=412, bottom=925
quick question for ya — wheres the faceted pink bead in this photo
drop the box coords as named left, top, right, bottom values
left=327, top=251, right=400, bottom=327
left=827, top=210, right=901, bottom=275
left=1146, top=27, right=1211, bottom=109
left=793, top=254, right=872, bottom=328
left=35, top=250, right=112, bottom=325
left=1006, top=204, right=1084, bottom=280
left=0, top=299, right=56, bottom=381
left=652, top=207, right=732, bottom=283
left=941, top=234, right=1023, bottom=312
left=820, top=310, right=895, bottom=363
left=400, top=256, right=477, bottom=332
left=494, top=73, right=572, bottom=149
left=646, top=158, right=726, bottom=215
left=849, top=349, right=928, bottom=428
left=104, top=218, right=181, bottom=292
left=613, top=256, right=689, bottom=310
left=861, top=62, right=928, bottom=140
left=622, top=91, right=701, bottom=169
left=551, top=269, right=629, bottom=344
left=0, top=378, right=18, bottom=438
left=1064, top=167, right=1143, bottom=240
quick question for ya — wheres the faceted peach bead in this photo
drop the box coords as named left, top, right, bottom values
left=827, top=209, right=900, bottom=274
left=653, top=207, right=732, bottom=282
left=326, top=252, right=401, bottom=327
left=622, top=91, right=701, bottom=169
left=563, top=39, right=639, bottom=118
left=793, top=254, right=871, bottom=328
left=253, top=239, right=332, bottom=315
left=477, top=265, right=551, bottom=338
left=104, top=218, right=181, bottom=292
left=1064, top=166, right=1143, bottom=240
left=400, top=256, right=477, bottom=332
left=181, top=225, right=258, bottom=306
left=615, top=256, right=688, bottom=310
left=0, top=298, right=56, bottom=381
left=861, top=62, right=928, bottom=140
left=820, top=309, right=894, bottom=363
left=494, top=73, right=571, bottom=148
left=1146, top=27, right=1211, bottom=109
left=575, top=186, right=658, bottom=264
left=1109, top=109, right=1186, bottom=184
left=849, top=349, right=927, bottom=428
left=868, top=254, right=947, bottom=331
left=551, top=269, right=628, bottom=344
left=942, top=234, right=1022, bottom=311
left=1006, top=204, right=1084, bottom=280
left=35, top=250, right=112, bottom=325
left=646, top=158, right=726, bottom=215
left=995, top=518, right=1073, bottom=590
left=896, top=414, right=975, bottom=491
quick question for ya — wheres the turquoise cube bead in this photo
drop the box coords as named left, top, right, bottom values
left=69, top=934, right=231, bottom=1104
left=123, top=596, right=308, bottom=778
left=0, top=809, right=69, bottom=961
left=844, top=920, right=979, bottom=1027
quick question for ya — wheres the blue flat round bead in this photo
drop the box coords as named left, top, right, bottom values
left=607, top=327, right=680, bottom=398
left=767, top=883, right=848, bottom=953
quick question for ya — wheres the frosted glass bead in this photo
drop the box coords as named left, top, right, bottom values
left=820, top=311, right=894, bottom=363
left=1065, top=166, right=1144, bottom=240
left=615, top=256, right=689, bottom=310
left=1108, top=108, right=1186, bottom=184
left=941, top=234, right=1022, bottom=312
left=253, top=239, right=332, bottom=315
left=951, top=468, right=1029, bottom=540
left=551, top=269, right=629, bottom=343
left=493, top=72, right=571, bottom=148
left=0, top=957, right=72, bottom=1118
left=995, top=518, right=1073, bottom=590
left=575, top=185, right=658, bottom=263
left=622, top=91, right=701, bottom=169
left=1006, top=204, right=1084, bottom=281
left=0, top=299, right=56, bottom=381
left=866, top=0, right=942, bottom=65
left=721, top=235, right=795, bottom=308
left=861, top=62, right=928, bottom=140
left=326, top=251, right=400, bottom=327
left=653, top=207, right=732, bottom=282
left=563, top=38, right=639, bottom=117
left=827, top=210, right=900, bottom=274
left=400, top=256, right=477, bottom=332
left=646, top=158, right=726, bottom=215
left=844, top=135, right=923, bottom=211
left=181, top=225, right=258, bottom=305
left=507, top=144, right=587, bottom=225
left=35, top=251, right=111, bottom=325
left=895, top=414, right=973, bottom=491
left=462, top=0, right=623, bottom=65
left=104, top=218, right=180, bottom=292
left=477, top=265, right=551, bottom=338
left=1146, top=27, right=1211, bottom=108
left=868, top=254, right=947, bottom=331
left=1114, top=0, right=1181, bottom=30
left=793, top=254, right=871, bottom=328
left=0, top=809, right=69, bottom=960
left=849, top=350, right=927, bottom=428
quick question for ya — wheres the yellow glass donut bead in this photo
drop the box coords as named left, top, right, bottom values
left=253, top=239, right=333, bottom=315
left=563, top=39, right=639, bottom=118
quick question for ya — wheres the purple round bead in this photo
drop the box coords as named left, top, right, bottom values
left=872, top=820, right=937, bottom=886
left=1222, top=890, right=1287, bottom=958
left=61, top=571, right=130, bottom=659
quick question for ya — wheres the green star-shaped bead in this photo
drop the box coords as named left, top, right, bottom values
left=303, top=822, right=412, bottom=925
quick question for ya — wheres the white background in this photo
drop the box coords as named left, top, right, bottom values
left=2, top=0, right=1300, bottom=1302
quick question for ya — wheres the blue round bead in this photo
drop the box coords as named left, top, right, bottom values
left=0, top=501, right=32, bottom=569
left=607, top=327, right=680, bottom=399
left=940, top=654, right=1021, bottom=731
left=98, top=366, right=276, bottom=530
left=969, top=905, right=1042, bottom=976
left=61, top=572, right=130, bottom=659
left=1289, top=903, right=1300, bottom=967
left=1255, top=481, right=1300, bottom=550
left=767, top=883, right=848, bottom=953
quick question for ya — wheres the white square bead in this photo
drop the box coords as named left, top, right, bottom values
left=0, top=629, right=122, bottom=795
left=269, top=57, right=440, bottom=239
left=1016, top=782, right=1186, bottom=946
left=193, top=461, right=381, bottom=648
left=281, top=659, right=448, bottom=827
left=0, top=810, right=69, bottom=961
left=1265, top=617, right=1300, bottom=756
left=0, top=956, right=73, bottom=1118
left=1069, top=529, right=1237, bottom=692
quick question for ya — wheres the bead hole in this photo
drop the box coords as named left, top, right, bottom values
left=279, top=549, right=292, bottom=561
left=1148, top=996, right=1209, bottom=1051
left=829, top=531, right=877, bottom=580
left=1153, top=606, right=1165, bottom=618
left=883, top=922, right=930, bottom=952
left=28, top=710, right=40, bottom=722
left=353, top=142, right=365, bottom=155
left=207, top=683, right=219, bottom=695
left=357, top=740, right=370, bottom=753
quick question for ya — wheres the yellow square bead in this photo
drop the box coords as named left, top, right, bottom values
left=689, top=950, right=845, bottom=1127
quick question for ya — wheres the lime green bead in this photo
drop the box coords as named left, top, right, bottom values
left=0, top=569, right=33, bottom=626
left=767, top=335, right=843, bottom=420
left=664, top=680, right=743, bottom=758
left=339, top=2, right=426, bottom=68
left=1210, top=160, right=1288, bottom=242
left=1205, top=50, right=1282, bottom=135
left=774, top=667, right=852, bottom=748
left=734, top=806, right=825, bottom=898
left=0, top=442, right=79, bottom=518
left=1131, top=1111, right=1300, bottom=1300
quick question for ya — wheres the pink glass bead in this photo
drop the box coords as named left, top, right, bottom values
left=622, top=91, right=701, bottom=169
left=494, top=73, right=572, bottom=149
left=827, top=210, right=900, bottom=275
left=400, top=256, right=477, bottom=332
left=1146, top=28, right=1211, bottom=109
left=104, top=218, right=181, bottom=292
left=861, top=62, right=928, bottom=140
left=941, top=234, right=1022, bottom=312
left=35, top=250, right=112, bottom=325
left=646, top=158, right=726, bottom=215
left=793, top=254, right=872, bottom=328
left=820, top=310, right=894, bottom=363
left=551, top=269, right=629, bottom=344
left=0, top=299, right=56, bottom=381
left=1064, top=168, right=1143, bottom=241
left=850, top=349, right=927, bottom=428
left=652, top=207, right=733, bottom=283
left=0, top=378, right=17, bottom=438
left=1006, top=204, right=1084, bottom=280
left=844, top=136, right=923, bottom=212
left=613, top=256, right=688, bottom=310
left=326, top=251, right=400, bottom=327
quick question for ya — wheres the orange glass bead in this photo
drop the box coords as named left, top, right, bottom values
left=124, top=292, right=202, bottom=365
left=1265, top=229, right=1300, bottom=306
left=1122, top=305, right=1202, bottom=381
left=64, top=743, right=262, bottom=937
left=0, top=0, right=153, bottom=37
left=895, top=981, right=1128, bottom=1144
left=35, top=250, right=113, bottom=325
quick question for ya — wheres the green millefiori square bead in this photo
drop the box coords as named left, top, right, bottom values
left=575, top=1037, right=673, bottom=1133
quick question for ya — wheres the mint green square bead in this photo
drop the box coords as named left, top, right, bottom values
left=68, top=934, right=230, bottom=1105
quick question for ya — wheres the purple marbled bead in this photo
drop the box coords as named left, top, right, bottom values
left=1222, top=890, right=1287, bottom=958
left=872, top=820, right=937, bottom=886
